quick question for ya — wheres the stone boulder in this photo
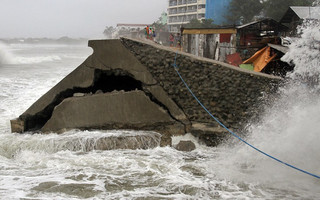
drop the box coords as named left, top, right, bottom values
left=175, top=140, right=196, bottom=152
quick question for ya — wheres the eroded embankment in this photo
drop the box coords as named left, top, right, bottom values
left=11, top=38, right=281, bottom=146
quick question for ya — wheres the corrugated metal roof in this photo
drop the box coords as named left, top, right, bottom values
left=290, top=6, right=320, bottom=20
left=183, top=28, right=237, bottom=34
left=236, top=18, right=288, bottom=31
left=236, top=20, right=260, bottom=29
left=268, top=43, right=289, bottom=54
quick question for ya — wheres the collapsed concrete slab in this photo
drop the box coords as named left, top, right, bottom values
left=11, top=38, right=282, bottom=147
left=41, top=91, right=185, bottom=147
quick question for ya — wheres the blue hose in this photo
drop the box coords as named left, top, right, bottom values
left=172, top=52, right=320, bottom=180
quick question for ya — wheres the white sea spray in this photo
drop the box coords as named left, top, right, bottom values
left=210, top=16, right=320, bottom=198
left=282, top=19, right=320, bottom=78
left=0, top=42, right=14, bottom=65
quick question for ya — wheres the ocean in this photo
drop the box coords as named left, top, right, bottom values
left=0, top=30, right=319, bottom=199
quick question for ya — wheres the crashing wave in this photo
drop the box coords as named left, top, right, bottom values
left=14, top=55, right=62, bottom=64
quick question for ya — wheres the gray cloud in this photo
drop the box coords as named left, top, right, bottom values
left=0, top=0, right=167, bottom=38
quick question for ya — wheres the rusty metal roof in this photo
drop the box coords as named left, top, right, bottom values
left=280, top=6, right=320, bottom=23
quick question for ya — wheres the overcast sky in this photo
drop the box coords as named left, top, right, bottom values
left=0, top=0, right=168, bottom=38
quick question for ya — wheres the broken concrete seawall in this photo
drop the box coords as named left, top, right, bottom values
left=10, top=38, right=281, bottom=146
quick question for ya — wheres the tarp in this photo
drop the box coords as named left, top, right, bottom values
left=226, top=53, right=242, bottom=67
left=243, top=46, right=277, bottom=72
left=239, top=64, right=254, bottom=71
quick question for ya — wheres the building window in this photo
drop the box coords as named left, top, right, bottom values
left=169, top=0, right=177, bottom=6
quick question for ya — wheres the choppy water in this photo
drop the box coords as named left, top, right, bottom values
left=0, top=29, right=319, bottom=199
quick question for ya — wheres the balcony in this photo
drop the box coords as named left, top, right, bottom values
left=168, top=0, right=205, bottom=9
left=168, top=7, right=206, bottom=16
left=168, top=14, right=195, bottom=24
left=168, top=20, right=189, bottom=25
left=187, top=0, right=197, bottom=4
left=198, top=14, right=205, bottom=20
left=197, top=8, right=206, bottom=14
left=169, top=0, right=177, bottom=7
left=187, top=9, right=197, bottom=13
left=197, top=0, right=206, bottom=4
left=170, top=0, right=197, bottom=6
left=178, top=8, right=186, bottom=12
left=177, top=0, right=187, bottom=5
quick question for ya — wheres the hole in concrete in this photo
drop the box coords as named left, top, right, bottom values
left=93, top=69, right=142, bottom=93
left=22, top=69, right=143, bottom=131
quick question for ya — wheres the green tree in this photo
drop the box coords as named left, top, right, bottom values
left=152, top=21, right=167, bottom=32
left=201, top=19, right=216, bottom=28
left=184, top=19, right=202, bottom=28
left=226, top=0, right=264, bottom=24
left=226, top=0, right=314, bottom=24
left=263, top=0, right=314, bottom=21
left=152, top=12, right=168, bottom=32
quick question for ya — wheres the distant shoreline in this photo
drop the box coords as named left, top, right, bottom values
left=0, top=36, right=89, bottom=45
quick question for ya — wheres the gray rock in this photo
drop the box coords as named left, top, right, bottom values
left=73, top=93, right=85, bottom=97
left=95, top=89, right=103, bottom=94
left=175, top=140, right=196, bottom=152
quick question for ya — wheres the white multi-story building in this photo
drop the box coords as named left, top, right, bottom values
left=168, top=0, right=206, bottom=32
